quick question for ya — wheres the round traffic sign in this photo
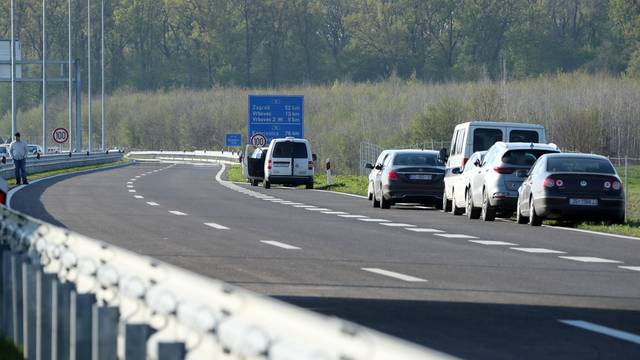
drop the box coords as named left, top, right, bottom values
left=52, top=128, right=69, bottom=144
left=250, top=133, right=267, bottom=147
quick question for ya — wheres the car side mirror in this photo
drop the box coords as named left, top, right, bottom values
left=312, top=154, right=317, bottom=161
left=439, top=148, right=448, bottom=163
left=375, top=164, right=383, bottom=170
left=474, top=159, right=481, bottom=167
left=365, top=163, right=374, bottom=170
left=451, top=167, right=462, bottom=175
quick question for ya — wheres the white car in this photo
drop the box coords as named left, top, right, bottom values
left=449, top=151, right=486, bottom=217
left=365, top=150, right=391, bottom=201
left=443, top=121, right=546, bottom=211
left=0, top=176, right=8, bottom=205
left=263, top=137, right=316, bottom=189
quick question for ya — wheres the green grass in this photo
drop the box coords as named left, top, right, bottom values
left=8, top=159, right=131, bottom=188
left=0, top=338, right=23, bottom=360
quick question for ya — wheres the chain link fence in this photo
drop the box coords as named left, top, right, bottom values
left=611, top=157, right=640, bottom=222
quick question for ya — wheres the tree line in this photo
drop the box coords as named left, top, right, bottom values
left=0, top=0, right=639, bottom=98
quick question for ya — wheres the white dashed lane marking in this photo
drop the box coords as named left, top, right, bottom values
left=619, top=266, right=640, bottom=272
left=381, top=223, right=415, bottom=227
left=559, top=320, right=640, bottom=345
left=146, top=202, right=159, bottom=206
left=406, top=228, right=444, bottom=233
left=358, top=218, right=390, bottom=222
left=305, top=208, right=331, bottom=211
left=134, top=195, right=144, bottom=199
left=169, top=211, right=188, bottom=216
left=204, top=223, right=230, bottom=230
left=293, top=205, right=314, bottom=208
left=511, top=247, right=566, bottom=254
left=322, top=211, right=348, bottom=215
left=128, top=190, right=136, bottom=193
left=559, top=256, right=622, bottom=263
left=434, top=234, right=477, bottom=239
left=362, top=268, right=427, bottom=282
left=260, top=240, right=301, bottom=250
left=470, top=240, right=518, bottom=246
left=338, top=215, right=367, bottom=218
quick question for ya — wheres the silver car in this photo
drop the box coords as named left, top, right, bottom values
left=468, top=142, right=560, bottom=221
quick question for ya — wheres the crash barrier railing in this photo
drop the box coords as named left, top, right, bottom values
left=0, top=206, right=453, bottom=360
left=0, top=151, right=125, bottom=180
left=128, top=150, right=239, bottom=165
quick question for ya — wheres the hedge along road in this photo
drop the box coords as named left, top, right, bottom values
left=10, top=161, right=640, bottom=360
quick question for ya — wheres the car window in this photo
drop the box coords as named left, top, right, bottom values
left=393, top=153, right=442, bottom=166
left=509, top=130, right=539, bottom=143
left=483, top=146, right=501, bottom=166
left=547, top=157, right=616, bottom=174
left=450, top=130, right=460, bottom=155
left=375, top=151, right=387, bottom=165
left=455, top=129, right=466, bottom=155
left=473, top=128, right=503, bottom=152
left=464, top=153, right=479, bottom=172
left=272, top=142, right=308, bottom=158
left=383, top=154, right=392, bottom=167
left=501, top=150, right=555, bottom=166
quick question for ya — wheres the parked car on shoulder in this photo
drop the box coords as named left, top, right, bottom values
left=263, top=137, right=316, bottom=189
left=443, top=121, right=546, bottom=212
left=368, top=149, right=445, bottom=209
left=516, top=153, right=625, bottom=226
left=27, top=144, right=43, bottom=155
left=447, top=151, right=487, bottom=217
left=467, top=142, right=560, bottom=221
left=245, top=146, right=268, bottom=186
left=366, top=150, right=391, bottom=201
left=0, top=176, right=7, bottom=205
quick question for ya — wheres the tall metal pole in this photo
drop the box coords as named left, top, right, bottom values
left=42, top=0, right=48, bottom=154
left=10, top=0, right=16, bottom=137
left=87, top=0, right=92, bottom=151
left=68, top=0, right=73, bottom=151
left=101, top=0, right=105, bottom=151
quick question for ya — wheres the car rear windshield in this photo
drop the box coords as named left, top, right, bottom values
left=547, top=157, right=615, bottom=174
left=393, top=153, right=443, bottom=166
left=272, top=142, right=308, bottom=158
left=501, top=150, right=555, bottom=166
left=473, top=128, right=503, bottom=152
left=509, top=130, right=539, bottom=143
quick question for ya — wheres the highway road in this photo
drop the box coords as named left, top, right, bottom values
left=11, top=161, right=640, bottom=359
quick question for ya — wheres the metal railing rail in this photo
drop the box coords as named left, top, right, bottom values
left=0, top=151, right=124, bottom=180
left=128, top=151, right=238, bottom=165
left=0, top=205, right=453, bottom=360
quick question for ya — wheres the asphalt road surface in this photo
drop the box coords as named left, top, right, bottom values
left=11, top=161, right=640, bottom=359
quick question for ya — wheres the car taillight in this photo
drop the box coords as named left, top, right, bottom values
left=267, top=160, right=272, bottom=170
left=544, top=177, right=556, bottom=188
left=493, top=167, right=515, bottom=174
left=555, top=179, right=564, bottom=187
left=388, top=170, right=399, bottom=181
left=604, top=181, right=611, bottom=189
left=612, top=179, right=622, bottom=190
left=0, top=191, right=5, bottom=205
left=308, top=161, right=313, bottom=170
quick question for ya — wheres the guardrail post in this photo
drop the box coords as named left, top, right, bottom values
left=24, top=261, right=38, bottom=359
left=37, top=273, right=56, bottom=360
left=91, top=305, right=119, bottom=360
left=124, top=324, right=154, bottom=360
left=69, top=292, right=96, bottom=360
left=157, top=342, right=186, bottom=360
left=52, top=280, right=74, bottom=360
left=11, top=252, right=25, bottom=346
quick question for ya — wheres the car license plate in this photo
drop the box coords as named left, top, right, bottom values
left=410, top=174, right=432, bottom=180
left=569, top=198, right=598, bottom=206
left=274, top=162, right=289, bottom=167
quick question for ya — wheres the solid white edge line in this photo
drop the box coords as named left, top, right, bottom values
left=559, top=320, right=640, bottom=345
left=7, top=161, right=133, bottom=209
left=361, top=268, right=427, bottom=282
left=542, top=224, right=640, bottom=241
left=260, top=240, right=301, bottom=250
left=619, top=266, right=640, bottom=272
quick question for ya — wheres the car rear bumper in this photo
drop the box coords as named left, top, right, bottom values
left=267, top=175, right=313, bottom=185
left=533, top=196, right=625, bottom=220
left=488, top=192, right=518, bottom=212
left=383, top=184, right=443, bottom=204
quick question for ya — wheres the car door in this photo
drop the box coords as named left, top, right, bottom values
left=270, top=141, right=294, bottom=176
left=471, top=147, right=497, bottom=205
left=370, top=151, right=388, bottom=192
left=520, top=158, right=543, bottom=215
left=375, top=153, right=391, bottom=198
left=292, top=142, right=310, bottom=176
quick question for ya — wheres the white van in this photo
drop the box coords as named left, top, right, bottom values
left=263, top=137, right=316, bottom=189
left=442, top=121, right=546, bottom=211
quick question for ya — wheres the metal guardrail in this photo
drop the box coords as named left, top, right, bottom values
left=0, top=151, right=125, bottom=180
left=128, top=150, right=239, bottom=165
left=0, top=205, right=453, bottom=360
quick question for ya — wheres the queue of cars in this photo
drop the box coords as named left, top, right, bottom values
left=365, top=121, right=625, bottom=225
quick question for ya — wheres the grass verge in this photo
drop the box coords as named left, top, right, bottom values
left=0, top=338, right=23, bottom=360
left=8, top=159, right=131, bottom=188
left=225, top=165, right=639, bottom=237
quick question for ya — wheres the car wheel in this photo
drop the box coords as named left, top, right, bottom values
left=306, top=182, right=314, bottom=189
left=451, top=190, right=464, bottom=215
left=528, top=197, right=542, bottom=226
left=481, top=190, right=496, bottom=222
left=442, top=190, right=452, bottom=213
left=466, top=190, right=481, bottom=219
left=263, top=179, right=271, bottom=189
left=368, top=183, right=373, bottom=200
left=380, top=194, right=391, bottom=209
left=372, top=190, right=380, bottom=208
left=516, top=200, right=528, bottom=224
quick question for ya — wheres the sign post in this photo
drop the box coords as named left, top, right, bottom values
left=248, top=95, right=304, bottom=146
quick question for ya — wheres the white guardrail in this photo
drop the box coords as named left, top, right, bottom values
left=0, top=151, right=455, bottom=360
left=127, top=150, right=239, bottom=165
left=0, top=151, right=125, bottom=180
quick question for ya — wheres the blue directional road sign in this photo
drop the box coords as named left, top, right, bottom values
left=248, top=95, right=304, bottom=146
left=225, top=133, right=242, bottom=147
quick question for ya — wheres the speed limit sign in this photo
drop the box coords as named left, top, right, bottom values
left=52, top=128, right=69, bottom=144
left=250, top=133, right=267, bottom=147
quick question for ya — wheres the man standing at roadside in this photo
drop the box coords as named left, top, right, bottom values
left=9, top=132, right=28, bottom=185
